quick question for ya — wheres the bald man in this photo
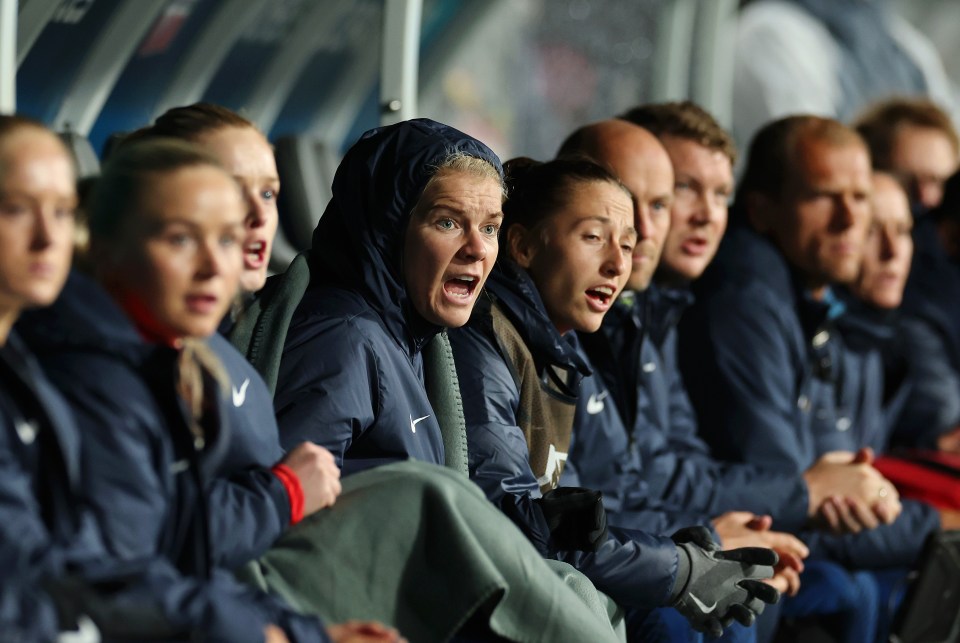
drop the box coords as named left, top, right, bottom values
left=558, top=119, right=674, bottom=293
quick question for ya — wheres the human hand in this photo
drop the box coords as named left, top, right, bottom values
left=937, top=426, right=960, bottom=454
left=671, top=526, right=780, bottom=638
left=264, top=625, right=290, bottom=643
left=712, top=512, right=807, bottom=598
left=804, top=448, right=901, bottom=533
left=328, top=621, right=407, bottom=643
left=712, top=512, right=809, bottom=561
left=281, top=442, right=342, bottom=517
left=938, top=508, right=960, bottom=530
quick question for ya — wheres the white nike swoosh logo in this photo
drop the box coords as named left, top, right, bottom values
left=232, top=378, right=250, bottom=407
left=409, top=414, right=430, bottom=434
left=688, top=592, right=718, bottom=614
left=15, top=419, right=37, bottom=445
left=586, top=390, right=609, bottom=415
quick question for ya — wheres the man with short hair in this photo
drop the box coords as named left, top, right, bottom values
left=679, top=114, right=944, bottom=641
left=853, top=97, right=959, bottom=212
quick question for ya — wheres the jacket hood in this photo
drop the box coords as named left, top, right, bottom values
left=485, top=259, right=590, bottom=379
left=309, top=118, right=503, bottom=355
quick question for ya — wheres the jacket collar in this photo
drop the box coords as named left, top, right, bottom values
left=485, top=259, right=591, bottom=378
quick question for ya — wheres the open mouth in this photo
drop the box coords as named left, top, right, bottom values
left=443, top=275, right=479, bottom=299
left=585, top=285, right=615, bottom=307
left=244, top=240, right=266, bottom=269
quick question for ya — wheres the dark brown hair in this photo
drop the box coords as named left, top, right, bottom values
left=853, top=97, right=959, bottom=170
left=619, top=100, right=737, bottom=165
left=501, top=156, right=629, bottom=255
left=738, top=115, right=865, bottom=201
left=121, top=102, right=258, bottom=149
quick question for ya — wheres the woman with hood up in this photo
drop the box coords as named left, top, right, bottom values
left=268, top=119, right=624, bottom=642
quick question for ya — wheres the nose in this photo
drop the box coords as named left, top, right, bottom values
left=878, top=226, right=897, bottom=261
left=833, top=194, right=858, bottom=230
left=30, top=208, right=53, bottom=251
left=196, top=239, right=225, bottom=279
left=635, top=203, right=653, bottom=241
left=918, top=180, right=944, bottom=210
left=456, top=226, right=487, bottom=262
left=245, top=188, right=267, bottom=229
left=602, top=241, right=627, bottom=277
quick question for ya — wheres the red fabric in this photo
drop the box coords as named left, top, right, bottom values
left=271, top=463, right=304, bottom=525
left=875, top=454, right=960, bottom=510
left=115, top=290, right=181, bottom=348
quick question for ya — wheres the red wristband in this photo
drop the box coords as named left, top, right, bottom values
left=271, top=463, right=305, bottom=525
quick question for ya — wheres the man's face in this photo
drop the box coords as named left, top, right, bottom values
left=657, top=135, right=733, bottom=284
left=889, top=124, right=958, bottom=211
left=597, top=130, right=674, bottom=292
left=761, top=139, right=872, bottom=294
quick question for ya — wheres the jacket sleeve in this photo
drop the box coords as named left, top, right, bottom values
left=0, top=415, right=63, bottom=581
left=680, top=287, right=811, bottom=470
left=274, top=317, right=379, bottom=466
left=0, top=580, right=58, bottom=642
left=892, top=316, right=960, bottom=448
left=75, top=560, right=331, bottom=643
left=206, top=469, right=291, bottom=570
left=450, top=325, right=680, bottom=609
left=45, top=356, right=172, bottom=560
left=640, top=328, right=811, bottom=531
left=801, top=499, right=940, bottom=569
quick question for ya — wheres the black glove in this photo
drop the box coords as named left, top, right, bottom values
left=670, top=526, right=780, bottom=638
left=535, top=486, right=609, bottom=552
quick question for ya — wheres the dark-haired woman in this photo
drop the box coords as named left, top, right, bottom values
left=17, top=137, right=399, bottom=642
left=449, top=157, right=779, bottom=641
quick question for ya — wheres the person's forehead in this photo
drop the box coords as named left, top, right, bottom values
left=793, top=138, right=869, bottom=179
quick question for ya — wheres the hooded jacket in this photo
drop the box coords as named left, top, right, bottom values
left=574, top=285, right=810, bottom=533
left=16, top=272, right=330, bottom=642
left=679, top=224, right=937, bottom=568
left=274, top=119, right=502, bottom=473
left=450, top=260, right=681, bottom=609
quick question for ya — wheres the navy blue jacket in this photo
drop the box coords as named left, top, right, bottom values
left=577, top=286, right=810, bottom=533
left=17, top=272, right=329, bottom=641
left=0, top=333, right=101, bottom=640
left=679, top=224, right=937, bottom=568
left=450, top=261, right=681, bottom=609
left=207, top=333, right=292, bottom=568
left=896, top=216, right=960, bottom=446
left=274, top=119, right=501, bottom=473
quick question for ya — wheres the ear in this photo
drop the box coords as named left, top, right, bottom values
left=745, top=192, right=773, bottom=234
left=507, top=224, right=537, bottom=268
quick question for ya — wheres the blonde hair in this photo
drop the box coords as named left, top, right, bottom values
left=89, top=138, right=232, bottom=437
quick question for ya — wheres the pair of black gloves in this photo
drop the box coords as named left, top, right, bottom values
left=538, top=488, right=779, bottom=638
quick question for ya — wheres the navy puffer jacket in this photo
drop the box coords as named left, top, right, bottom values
left=450, top=260, right=682, bottom=609
left=17, top=272, right=330, bottom=641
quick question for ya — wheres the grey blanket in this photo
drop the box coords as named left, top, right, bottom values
left=247, top=461, right=622, bottom=643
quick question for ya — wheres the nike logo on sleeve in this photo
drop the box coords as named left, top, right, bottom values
left=232, top=378, right=250, bottom=407
left=410, top=414, right=430, bottom=434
